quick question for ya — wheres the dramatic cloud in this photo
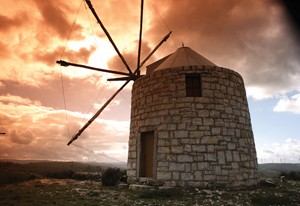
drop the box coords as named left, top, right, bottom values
left=0, top=13, right=29, bottom=33
left=0, top=100, right=129, bottom=162
left=32, top=0, right=84, bottom=41
left=146, top=0, right=300, bottom=99
left=0, top=0, right=299, bottom=163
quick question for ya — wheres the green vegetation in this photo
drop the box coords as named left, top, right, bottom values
left=0, top=161, right=103, bottom=187
left=1, top=162, right=300, bottom=205
left=258, top=163, right=300, bottom=177
left=101, top=167, right=124, bottom=186
left=139, top=189, right=172, bottom=198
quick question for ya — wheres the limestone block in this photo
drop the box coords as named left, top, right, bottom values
left=226, top=151, right=233, bottom=162
left=174, top=131, right=188, bottom=138
left=201, top=136, right=218, bottom=144
left=171, top=139, right=179, bottom=145
left=194, top=171, right=203, bottom=180
left=204, top=153, right=217, bottom=161
left=236, top=174, right=244, bottom=181
left=212, top=127, right=221, bottom=135
left=184, top=145, right=192, bottom=152
left=203, top=118, right=214, bottom=126
left=171, top=146, right=183, bottom=153
left=198, top=110, right=209, bottom=117
left=231, top=162, right=239, bottom=169
left=166, top=154, right=176, bottom=162
left=207, top=145, right=215, bottom=152
left=167, top=124, right=176, bottom=130
left=158, top=146, right=171, bottom=154
left=214, top=166, right=222, bottom=175
left=169, top=163, right=185, bottom=171
left=157, top=153, right=167, bottom=161
left=151, top=117, right=161, bottom=125
left=127, top=170, right=136, bottom=177
left=158, top=139, right=165, bottom=146
left=177, top=155, right=193, bottom=162
left=233, top=151, right=240, bottom=161
left=215, top=119, right=224, bottom=126
left=222, top=169, right=229, bottom=176
left=177, top=123, right=186, bottom=130
left=192, top=145, right=206, bottom=152
left=172, top=116, right=182, bottom=123
left=181, top=139, right=196, bottom=144
left=157, top=172, right=172, bottom=180
left=158, top=161, right=169, bottom=167
left=228, top=143, right=236, bottom=150
left=181, top=173, right=193, bottom=180
left=190, top=131, right=204, bottom=138
left=172, top=172, right=180, bottom=180
left=218, top=151, right=226, bottom=164
left=158, top=131, right=169, bottom=139
left=192, top=163, right=198, bottom=171
left=204, top=175, right=216, bottom=181
left=194, top=155, right=204, bottom=161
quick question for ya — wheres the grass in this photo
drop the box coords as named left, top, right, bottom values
left=1, top=178, right=299, bottom=206
left=1, top=162, right=300, bottom=205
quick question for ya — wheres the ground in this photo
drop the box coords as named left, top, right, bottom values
left=0, top=178, right=300, bottom=205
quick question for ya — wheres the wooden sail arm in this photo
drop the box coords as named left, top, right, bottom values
left=136, top=0, right=144, bottom=76
left=67, top=79, right=131, bottom=146
left=56, top=60, right=138, bottom=77
left=84, top=0, right=133, bottom=74
left=134, top=31, right=172, bottom=75
left=107, top=75, right=142, bottom=81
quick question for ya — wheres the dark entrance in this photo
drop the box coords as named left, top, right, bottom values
left=140, top=131, right=154, bottom=177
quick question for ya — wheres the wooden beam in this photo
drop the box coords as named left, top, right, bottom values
left=136, top=0, right=144, bottom=76
left=56, top=60, right=138, bottom=77
left=67, top=79, right=131, bottom=146
left=134, top=31, right=172, bottom=75
left=85, top=0, right=133, bottom=74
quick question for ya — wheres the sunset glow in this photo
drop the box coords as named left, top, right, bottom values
left=0, top=0, right=300, bottom=163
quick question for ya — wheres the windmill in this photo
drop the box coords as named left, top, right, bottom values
left=56, top=0, right=172, bottom=146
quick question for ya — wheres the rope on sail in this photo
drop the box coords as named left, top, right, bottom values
left=59, top=0, right=84, bottom=140
left=147, top=0, right=177, bottom=49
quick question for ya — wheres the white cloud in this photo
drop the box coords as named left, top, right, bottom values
left=257, top=139, right=300, bottom=163
left=285, top=138, right=300, bottom=144
left=273, top=94, right=300, bottom=114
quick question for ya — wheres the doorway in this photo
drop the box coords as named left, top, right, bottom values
left=140, top=131, right=154, bottom=177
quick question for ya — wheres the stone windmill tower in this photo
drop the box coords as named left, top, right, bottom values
left=127, top=47, right=260, bottom=188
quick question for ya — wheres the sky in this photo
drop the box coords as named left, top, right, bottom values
left=0, top=0, right=300, bottom=164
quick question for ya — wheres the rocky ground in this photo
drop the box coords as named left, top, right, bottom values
left=0, top=177, right=300, bottom=205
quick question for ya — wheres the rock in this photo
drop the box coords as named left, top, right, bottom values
left=118, top=183, right=129, bottom=189
left=129, top=184, right=155, bottom=191
left=281, top=176, right=287, bottom=182
left=260, top=180, right=276, bottom=187
left=203, top=189, right=213, bottom=195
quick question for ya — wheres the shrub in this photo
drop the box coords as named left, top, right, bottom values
left=279, top=171, right=300, bottom=180
left=101, top=167, right=122, bottom=186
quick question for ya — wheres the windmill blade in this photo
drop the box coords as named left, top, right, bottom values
left=107, top=76, right=140, bottom=81
left=56, top=60, right=138, bottom=77
left=134, top=31, right=172, bottom=75
left=67, top=79, right=130, bottom=146
left=136, top=0, right=144, bottom=76
left=85, top=0, right=132, bottom=74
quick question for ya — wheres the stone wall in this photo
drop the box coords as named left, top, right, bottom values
left=127, top=65, right=260, bottom=188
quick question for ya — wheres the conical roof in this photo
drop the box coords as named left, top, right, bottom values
left=146, top=47, right=216, bottom=74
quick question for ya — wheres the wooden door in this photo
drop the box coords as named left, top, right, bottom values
left=141, top=132, right=154, bottom=177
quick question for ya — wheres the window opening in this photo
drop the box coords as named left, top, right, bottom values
left=186, top=74, right=201, bottom=97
